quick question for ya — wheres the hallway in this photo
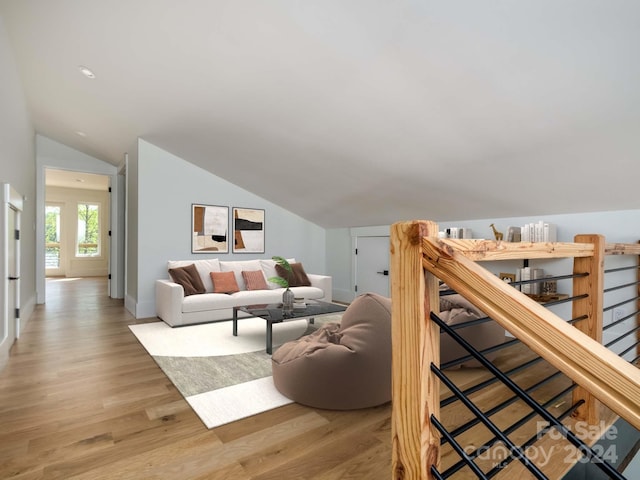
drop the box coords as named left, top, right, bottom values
left=0, top=277, right=392, bottom=479
left=0, top=277, right=194, bottom=479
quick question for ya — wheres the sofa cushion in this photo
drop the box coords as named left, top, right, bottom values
left=275, top=262, right=311, bottom=287
left=210, top=271, right=240, bottom=293
left=220, top=260, right=262, bottom=290
left=439, top=294, right=505, bottom=367
left=288, top=286, right=325, bottom=300
left=182, top=289, right=320, bottom=313
left=230, top=289, right=283, bottom=304
left=168, top=259, right=221, bottom=292
left=182, top=292, right=239, bottom=313
left=168, top=263, right=206, bottom=296
left=242, top=270, right=268, bottom=290
left=228, top=287, right=325, bottom=306
left=260, top=258, right=296, bottom=289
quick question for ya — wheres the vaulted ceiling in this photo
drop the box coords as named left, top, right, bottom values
left=1, top=1, right=638, bottom=228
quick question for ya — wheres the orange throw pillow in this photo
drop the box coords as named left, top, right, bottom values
left=210, top=271, right=240, bottom=294
left=242, top=270, right=268, bottom=290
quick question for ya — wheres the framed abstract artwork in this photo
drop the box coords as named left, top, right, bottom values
left=232, top=207, right=265, bottom=253
left=192, top=204, right=229, bottom=253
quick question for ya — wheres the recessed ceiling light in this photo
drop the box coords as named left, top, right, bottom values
left=78, top=65, right=95, bottom=79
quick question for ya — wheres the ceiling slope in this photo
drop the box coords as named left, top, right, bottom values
left=1, top=0, right=638, bottom=227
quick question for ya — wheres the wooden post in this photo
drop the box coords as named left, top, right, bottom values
left=637, top=240, right=640, bottom=360
left=571, top=234, right=605, bottom=425
left=390, top=221, right=440, bottom=479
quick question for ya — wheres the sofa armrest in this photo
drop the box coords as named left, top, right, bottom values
left=307, top=274, right=332, bottom=303
left=156, top=279, right=184, bottom=326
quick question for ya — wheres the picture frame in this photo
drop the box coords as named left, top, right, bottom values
left=232, top=207, right=265, bottom=253
left=500, top=273, right=516, bottom=284
left=191, top=204, right=229, bottom=253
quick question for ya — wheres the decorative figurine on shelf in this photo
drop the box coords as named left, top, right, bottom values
left=490, top=223, right=504, bottom=241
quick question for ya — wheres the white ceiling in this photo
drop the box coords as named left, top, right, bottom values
left=45, top=168, right=110, bottom=191
left=1, top=1, right=639, bottom=228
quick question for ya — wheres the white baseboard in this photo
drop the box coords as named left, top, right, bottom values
left=125, top=295, right=156, bottom=319
left=0, top=292, right=37, bottom=371
left=124, top=294, right=137, bottom=317
left=18, top=293, right=36, bottom=337
left=135, top=301, right=156, bottom=319
left=0, top=343, right=8, bottom=373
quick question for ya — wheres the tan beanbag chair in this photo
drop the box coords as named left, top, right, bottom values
left=271, top=293, right=391, bottom=410
left=439, top=293, right=506, bottom=367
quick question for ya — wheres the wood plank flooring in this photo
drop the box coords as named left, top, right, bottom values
left=0, top=278, right=392, bottom=479
left=0, top=277, right=603, bottom=479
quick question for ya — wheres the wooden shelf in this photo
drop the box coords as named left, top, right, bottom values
left=525, top=293, right=569, bottom=303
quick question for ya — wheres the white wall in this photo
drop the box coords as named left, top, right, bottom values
left=125, top=151, right=138, bottom=314
left=327, top=210, right=640, bottom=358
left=326, top=224, right=390, bottom=303
left=131, top=139, right=327, bottom=318
left=438, top=211, right=640, bottom=245
left=0, top=15, right=36, bottom=369
left=328, top=211, right=640, bottom=298
left=326, top=227, right=352, bottom=303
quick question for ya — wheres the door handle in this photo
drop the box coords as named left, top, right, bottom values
left=8, top=276, right=19, bottom=280
left=376, top=270, right=389, bottom=276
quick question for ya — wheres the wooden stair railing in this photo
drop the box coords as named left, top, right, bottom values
left=391, top=220, right=440, bottom=480
left=390, top=220, right=640, bottom=479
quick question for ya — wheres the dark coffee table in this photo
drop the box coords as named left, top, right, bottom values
left=232, top=300, right=347, bottom=354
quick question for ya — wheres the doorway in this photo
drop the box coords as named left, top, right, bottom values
left=1, top=184, right=23, bottom=363
left=7, top=204, right=18, bottom=341
left=44, top=169, right=111, bottom=295
left=44, top=203, right=64, bottom=276
left=355, top=235, right=390, bottom=298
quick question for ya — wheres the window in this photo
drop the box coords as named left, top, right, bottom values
left=76, top=203, right=100, bottom=256
left=45, top=204, right=61, bottom=267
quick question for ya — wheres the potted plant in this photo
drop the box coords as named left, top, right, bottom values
left=268, top=256, right=295, bottom=312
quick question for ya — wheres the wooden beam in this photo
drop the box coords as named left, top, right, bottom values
left=571, top=234, right=605, bottom=425
left=637, top=241, right=640, bottom=360
left=439, top=239, right=595, bottom=261
left=605, top=243, right=640, bottom=256
left=421, top=236, right=640, bottom=430
left=390, top=221, right=440, bottom=480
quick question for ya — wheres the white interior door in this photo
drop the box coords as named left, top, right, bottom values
left=355, top=236, right=390, bottom=297
left=1, top=184, right=23, bottom=360
left=8, top=205, right=18, bottom=340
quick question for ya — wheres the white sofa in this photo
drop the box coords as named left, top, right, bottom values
left=156, top=258, right=332, bottom=326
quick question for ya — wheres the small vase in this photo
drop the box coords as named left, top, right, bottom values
left=282, top=287, right=294, bottom=314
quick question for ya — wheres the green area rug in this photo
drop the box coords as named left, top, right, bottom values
left=129, top=315, right=341, bottom=428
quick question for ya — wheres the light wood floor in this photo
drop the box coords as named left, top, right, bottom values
left=0, top=277, right=393, bottom=480
left=2, top=277, right=608, bottom=479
